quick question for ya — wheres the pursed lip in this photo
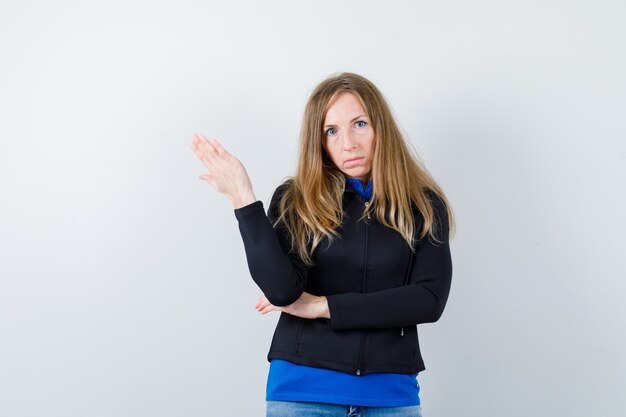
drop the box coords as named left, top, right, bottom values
left=345, top=157, right=364, bottom=163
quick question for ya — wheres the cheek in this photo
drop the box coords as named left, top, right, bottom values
left=354, top=129, right=374, bottom=148
left=325, top=143, right=342, bottom=164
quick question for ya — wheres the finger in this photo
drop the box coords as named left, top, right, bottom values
left=256, top=299, right=271, bottom=311
left=194, top=134, right=219, bottom=163
left=198, top=174, right=215, bottom=187
left=191, top=133, right=210, bottom=150
left=196, top=136, right=235, bottom=172
left=260, top=305, right=278, bottom=314
left=210, top=139, right=228, bottom=157
left=199, top=138, right=218, bottom=161
left=191, top=135, right=217, bottom=167
left=193, top=133, right=210, bottom=144
left=190, top=136, right=203, bottom=157
left=255, top=294, right=266, bottom=308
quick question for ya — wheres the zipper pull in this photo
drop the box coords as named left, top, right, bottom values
left=356, top=369, right=361, bottom=375
left=400, top=327, right=404, bottom=336
left=364, top=201, right=371, bottom=220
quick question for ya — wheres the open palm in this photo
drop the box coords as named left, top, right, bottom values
left=189, top=133, right=256, bottom=208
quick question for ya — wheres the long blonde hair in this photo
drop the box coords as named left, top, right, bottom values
left=273, top=72, right=456, bottom=266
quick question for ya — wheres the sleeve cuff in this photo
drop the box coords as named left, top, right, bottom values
left=326, top=293, right=349, bottom=331
left=233, top=200, right=264, bottom=220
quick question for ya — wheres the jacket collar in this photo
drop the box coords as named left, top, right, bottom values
left=344, top=177, right=373, bottom=201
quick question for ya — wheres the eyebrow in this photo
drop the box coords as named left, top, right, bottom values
left=323, top=114, right=368, bottom=129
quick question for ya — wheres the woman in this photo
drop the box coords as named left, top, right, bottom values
left=190, top=72, right=455, bottom=417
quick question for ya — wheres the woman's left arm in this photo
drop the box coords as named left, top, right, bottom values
left=325, top=194, right=452, bottom=330
left=325, top=240, right=451, bottom=330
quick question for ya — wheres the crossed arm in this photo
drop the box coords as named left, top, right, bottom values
left=237, top=185, right=452, bottom=331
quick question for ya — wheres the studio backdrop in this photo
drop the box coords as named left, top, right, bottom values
left=0, top=1, right=624, bottom=416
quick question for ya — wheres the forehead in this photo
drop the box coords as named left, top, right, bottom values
left=323, top=92, right=367, bottom=123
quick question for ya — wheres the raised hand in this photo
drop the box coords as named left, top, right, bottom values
left=190, top=133, right=257, bottom=208
left=255, top=292, right=330, bottom=320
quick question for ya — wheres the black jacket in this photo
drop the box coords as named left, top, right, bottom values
left=234, top=182, right=452, bottom=376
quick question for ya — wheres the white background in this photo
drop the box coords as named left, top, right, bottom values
left=1, top=1, right=625, bottom=416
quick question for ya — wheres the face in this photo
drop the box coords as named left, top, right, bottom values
left=322, top=92, right=375, bottom=183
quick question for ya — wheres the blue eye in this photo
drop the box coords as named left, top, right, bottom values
left=355, top=120, right=367, bottom=128
left=326, top=127, right=337, bottom=136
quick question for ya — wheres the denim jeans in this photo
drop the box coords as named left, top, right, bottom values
left=266, top=400, right=423, bottom=417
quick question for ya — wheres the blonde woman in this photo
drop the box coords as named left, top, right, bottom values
left=190, top=72, right=455, bottom=417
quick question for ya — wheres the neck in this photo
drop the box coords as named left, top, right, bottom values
left=345, top=175, right=370, bottom=186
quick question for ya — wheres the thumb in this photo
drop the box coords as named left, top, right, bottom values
left=198, top=174, right=214, bottom=185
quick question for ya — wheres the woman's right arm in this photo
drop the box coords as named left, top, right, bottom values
left=234, top=184, right=308, bottom=306
left=190, top=133, right=307, bottom=306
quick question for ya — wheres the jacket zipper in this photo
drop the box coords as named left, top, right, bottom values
left=356, top=200, right=371, bottom=375
left=294, top=319, right=304, bottom=354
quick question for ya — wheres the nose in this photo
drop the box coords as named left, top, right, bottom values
left=342, top=129, right=355, bottom=150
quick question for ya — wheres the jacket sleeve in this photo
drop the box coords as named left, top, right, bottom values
left=233, top=184, right=308, bottom=307
left=325, top=193, right=453, bottom=330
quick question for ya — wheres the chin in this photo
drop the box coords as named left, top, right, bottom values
left=341, top=168, right=371, bottom=179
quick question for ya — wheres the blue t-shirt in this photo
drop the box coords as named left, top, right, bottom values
left=265, top=177, right=420, bottom=406
left=266, top=360, right=420, bottom=406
